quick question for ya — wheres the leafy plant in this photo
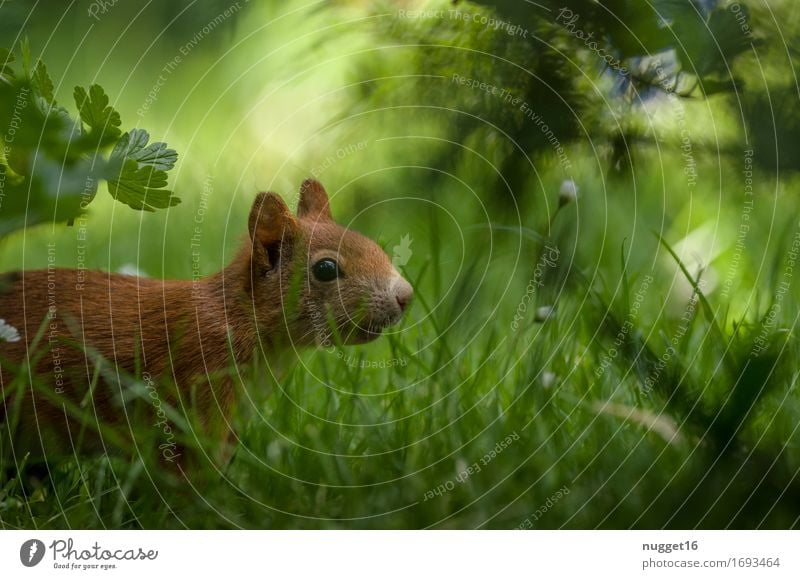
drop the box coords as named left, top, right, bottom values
left=0, top=41, right=179, bottom=237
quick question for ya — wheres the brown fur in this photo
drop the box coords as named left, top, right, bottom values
left=0, top=179, right=412, bottom=467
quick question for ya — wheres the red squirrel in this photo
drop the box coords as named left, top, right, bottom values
left=0, top=179, right=413, bottom=466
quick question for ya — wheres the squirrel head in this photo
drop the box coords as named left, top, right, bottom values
left=246, top=179, right=413, bottom=346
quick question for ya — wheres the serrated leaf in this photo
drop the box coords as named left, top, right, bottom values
left=110, top=128, right=149, bottom=159
left=73, top=84, right=122, bottom=142
left=32, top=60, right=55, bottom=104
left=128, top=140, right=178, bottom=172
left=106, top=158, right=180, bottom=211
left=111, top=128, right=177, bottom=171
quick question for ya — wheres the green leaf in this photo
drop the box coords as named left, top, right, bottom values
left=19, top=38, right=31, bottom=74
left=73, top=84, right=122, bottom=142
left=0, top=157, right=93, bottom=236
left=111, top=129, right=177, bottom=172
left=106, top=158, right=180, bottom=212
left=106, top=129, right=180, bottom=211
left=32, top=60, right=55, bottom=104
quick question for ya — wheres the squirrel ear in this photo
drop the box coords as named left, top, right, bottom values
left=248, top=192, right=298, bottom=270
left=297, top=179, right=332, bottom=221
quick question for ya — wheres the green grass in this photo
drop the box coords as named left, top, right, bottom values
left=3, top=150, right=800, bottom=529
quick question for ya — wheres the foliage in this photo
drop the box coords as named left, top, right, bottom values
left=0, top=43, right=179, bottom=237
left=345, top=0, right=765, bottom=203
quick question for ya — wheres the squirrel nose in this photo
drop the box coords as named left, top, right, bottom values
left=396, top=294, right=409, bottom=312
left=393, top=277, right=413, bottom=313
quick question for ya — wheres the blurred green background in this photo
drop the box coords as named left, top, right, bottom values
left=2, top=0, right=800, bottom=529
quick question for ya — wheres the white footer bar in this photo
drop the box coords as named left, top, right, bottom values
left=1, top=531, right=797, bottom=578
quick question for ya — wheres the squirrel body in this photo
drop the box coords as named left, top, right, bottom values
left=0, top=179, right=412, bottom=465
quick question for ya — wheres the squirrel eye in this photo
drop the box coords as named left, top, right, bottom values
left=312, top=258, right=340, bottom=282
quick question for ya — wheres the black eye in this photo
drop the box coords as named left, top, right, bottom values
left=312, top=258, right=340, bottom=282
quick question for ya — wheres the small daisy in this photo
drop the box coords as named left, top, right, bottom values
left=541, top=371, right=557, bottom=389
left=534, top=306, right=555, bottom=322
left=0, top=319, right=21, bottom=343
left=559, top=179, right=579, bottom=206
left=117, top=263, right=147, bottom=277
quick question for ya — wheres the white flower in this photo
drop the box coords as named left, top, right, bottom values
left=541, top=371, right=557, bottom=388
left=534, top=306, right=555, bottom=322
left=0, top=319, right=21, bottom=343
left=117, top=263, right=148, bottom=277
left=559, top=179, right=579, bottom=206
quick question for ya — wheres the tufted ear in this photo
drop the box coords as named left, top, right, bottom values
left=297, top=179, right=332, bottom=221
left=248, top=192, right=298, bottom=271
